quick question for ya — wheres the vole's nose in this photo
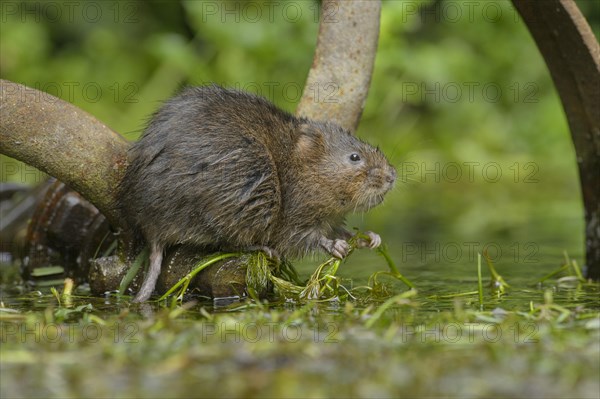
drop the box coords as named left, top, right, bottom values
left=385, top=168, right=397, bottom=185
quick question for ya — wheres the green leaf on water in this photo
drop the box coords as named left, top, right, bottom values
left=30, top=266, right=64, bottom=277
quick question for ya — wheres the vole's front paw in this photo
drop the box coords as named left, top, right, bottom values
left=356, top=231, right=381, bottom=249
left=320, top=237, right=350, bottom=259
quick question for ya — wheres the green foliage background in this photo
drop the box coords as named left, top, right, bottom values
left=1, top=0, right=599, bottom=269
left=1, top=4, right=599, bottom=397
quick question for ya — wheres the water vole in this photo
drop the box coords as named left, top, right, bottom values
left=119, top=85, right=396, bottom=302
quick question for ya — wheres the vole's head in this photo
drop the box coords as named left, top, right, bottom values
left=294, top=120, right=396, bottom=214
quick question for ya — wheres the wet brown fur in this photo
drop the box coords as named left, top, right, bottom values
left=118, top=85, right=396, bottom=301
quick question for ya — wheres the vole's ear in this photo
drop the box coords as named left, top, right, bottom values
left=295, top=122, right=325, bottom=156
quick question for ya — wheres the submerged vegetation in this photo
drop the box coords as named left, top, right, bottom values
left=154, top=234, right=415, bottom=306
left=1, top=244, right=599, bottom=398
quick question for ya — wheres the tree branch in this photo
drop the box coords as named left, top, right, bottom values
left=296, top=0, right=381, bottom=132
left=0, top=80, right=129, bottom=228
left=512, top=0, right=600, bottom=279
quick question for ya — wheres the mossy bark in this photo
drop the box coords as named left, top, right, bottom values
left=0, top=80, right=129, bottom=229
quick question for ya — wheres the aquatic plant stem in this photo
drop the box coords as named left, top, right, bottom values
left=483, top=252, right=510, bottom=295
left=377, top=245, right=415, bottom=289
left=119, top=247, right=149, bottom=295
left=477, top=253, right=484, bottom=310
left=159, top=253, right=240, bottom=302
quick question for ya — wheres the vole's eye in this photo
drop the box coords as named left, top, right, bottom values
left=350, top=153, right=361, bottom=162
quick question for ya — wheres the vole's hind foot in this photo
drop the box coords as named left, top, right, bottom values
left=320, top=237, right=350, bottom=259
left=356, top=231, right=381, bottom=249
left=132, top=243, right=164, bottom=303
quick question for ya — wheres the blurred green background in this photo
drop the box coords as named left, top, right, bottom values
left=1, top=0, right=599, bottom=276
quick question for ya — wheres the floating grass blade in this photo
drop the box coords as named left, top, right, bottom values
left=528, top=289, right=575, bottom=322
left=159, top=252, right=240, bottom=302
left=483, top=252, right=510, bottom=294
left=376, top=244, right=415, bottom=289
left=565, top=251, right=585, bottom=281
left=365, top=290, right=418, bottom=328
left=30, top=266, right=64, bottom=277
left=560, top=251, right=584, bottom=282
left=537, top=251, right=586, bottom=284
left=477, top=253, right=484, bottom=310
left=119, top=247, right=149, bottom=295
left=433, top=291, right=479, bottom=299
left=271, top=275, right=304, bottom=298
left=538, top=263, right=570, bottom=283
